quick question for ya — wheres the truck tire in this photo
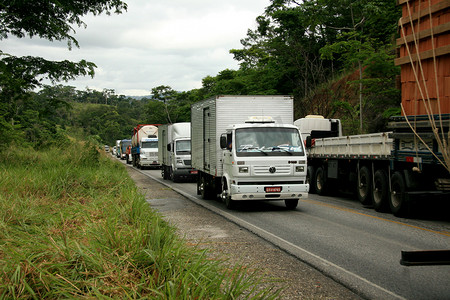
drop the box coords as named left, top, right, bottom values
left=224, top=197, right=236, bottom=209
left=314, top=166, right=327, bottom=195
left=136, top=157, right=141, bottom=169
left=307, top=166, right=316, bottom=194
left=285, top=199, right=299, bottom=210
left=161, top=166, right=168, bottom=180
left=372, top=169, right=389, bottom=212
left=200, top=175, right=215, bottom=200
left=170, top=167, right=178, bottom=183
left=220, top=179, right=235, bottom=209
left=390, top=171, right=409, bottom=217
left=357, top=166, right=372, bottom=206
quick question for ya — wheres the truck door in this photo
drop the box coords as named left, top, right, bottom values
left=203, top=107, right=211, bottom=171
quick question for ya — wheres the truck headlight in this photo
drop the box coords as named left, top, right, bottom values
left=177, top=159, right=183, bottom=164
left=239, top=167, right=249, bottom=173
left=295, top=166, right=305, bottom=172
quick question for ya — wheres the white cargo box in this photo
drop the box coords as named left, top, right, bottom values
left=191, top=95, right=294, bottom=176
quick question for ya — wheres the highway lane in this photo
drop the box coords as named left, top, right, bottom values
left=135, top=166, right=450, bottom=299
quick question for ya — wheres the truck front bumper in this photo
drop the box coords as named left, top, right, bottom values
left=230, top=183, right=309, bottom=201
left=173, top=168, right=198, bottom=177
left=140, top=157, right=160, bottom=167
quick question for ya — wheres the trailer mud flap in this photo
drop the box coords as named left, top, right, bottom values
left=400, top=250, right=450, bottom=266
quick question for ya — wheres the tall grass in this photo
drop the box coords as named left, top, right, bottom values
left=0, top=141, right=281, bottom=299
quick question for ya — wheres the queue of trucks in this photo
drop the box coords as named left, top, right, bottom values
left=111, top=89, right=448, bottom=216
left=109, top=0, right=449, bottom=216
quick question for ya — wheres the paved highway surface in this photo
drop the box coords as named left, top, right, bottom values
left=128, top=162, right=450, bottom=300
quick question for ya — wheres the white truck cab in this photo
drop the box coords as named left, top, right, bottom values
left=138, top=137, right=159, bottom=168
left=220, top=117, right=308, bottom=208
left=159, top=122, right=197, bottom=182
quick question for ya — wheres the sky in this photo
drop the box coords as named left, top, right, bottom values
left=3, top=0, right=271, bottom=96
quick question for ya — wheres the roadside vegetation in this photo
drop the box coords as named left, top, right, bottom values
left=0, top=141, right=281, bottom=299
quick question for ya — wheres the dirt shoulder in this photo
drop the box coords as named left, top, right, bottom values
left=126, top=166, right=362, bottom=299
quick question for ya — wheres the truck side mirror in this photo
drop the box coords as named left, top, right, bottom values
left=220, top=134, right=227, bottom=149
left=167, top=144, right=171, bottom=152
left=305, top=136, right=312, bottom=148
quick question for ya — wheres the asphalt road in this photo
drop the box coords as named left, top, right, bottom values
left=132, top=165, right=450, bottom=300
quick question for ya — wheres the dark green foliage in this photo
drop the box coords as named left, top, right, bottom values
left=0, top=0, right=127, bottom=148
left=1, top=0, right=404, bottom=147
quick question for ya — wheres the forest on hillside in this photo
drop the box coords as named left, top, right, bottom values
left=0, top=0, right=402, bottom=148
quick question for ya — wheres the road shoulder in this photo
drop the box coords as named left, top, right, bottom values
left=126, top=166, right=362, bottom=299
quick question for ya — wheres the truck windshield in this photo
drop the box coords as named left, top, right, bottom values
left=235, top=127, right=304, bottom=157
left=142, top=141, right=158, bottom=148
left=176, top=140, right=191, bottom=155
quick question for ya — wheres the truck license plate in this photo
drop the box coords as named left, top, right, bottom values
left=265, top=186, right=282, bottom=193
left=190, top=170, right=198, bottom=174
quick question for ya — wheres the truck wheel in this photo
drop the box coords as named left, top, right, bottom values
left=285, top=199, right=299, bottom=210
left=136, top=157, right=141, bottom=169
left=314, top=167, right=327, bottom=195
left=200, top=175, right=215, bottom=200
left=224, top=196, right=236, bottom=209
left=372, top=169, right=389, bottom=212
left=357, top=166, right=372, bottom=206
left=196, top=175, right=201, bottom=195
left=170, top=168, right=178, bottom=183
left=390, top=172, right=409, bottom=217
left=307, top=166, right=316, bottom=194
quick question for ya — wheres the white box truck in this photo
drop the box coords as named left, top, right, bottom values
left=159, top=122, right=197, bottom=182
left=191, top=95, right=309, bottom=209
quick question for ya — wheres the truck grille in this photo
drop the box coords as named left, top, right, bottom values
left=184, top=160, right=192, bottom=166
left=253, top=166, right=291, bottom=175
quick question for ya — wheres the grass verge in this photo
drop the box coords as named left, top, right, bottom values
left=0, top=141, right=281, bottom=299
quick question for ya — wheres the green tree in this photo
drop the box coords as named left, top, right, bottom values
left=229, top=0, right=400, bottom=131
left=0, top=0, right=127, bottom=147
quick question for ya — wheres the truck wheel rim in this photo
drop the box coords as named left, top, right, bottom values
left=391, top=188, right=400, bottom=208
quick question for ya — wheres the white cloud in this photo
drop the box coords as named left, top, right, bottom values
left=2, top=0, right=270, bottom=96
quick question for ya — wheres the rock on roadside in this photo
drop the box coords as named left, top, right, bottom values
left=126, top=166, right=362, bottom=299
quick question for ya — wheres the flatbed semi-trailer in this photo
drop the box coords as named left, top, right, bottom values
left=296, top=115, right=450, bottom=217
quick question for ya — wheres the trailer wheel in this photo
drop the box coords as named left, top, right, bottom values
left=357, top=166, right=372, bottom=206
left=372, top=169, right=389, bottom=212
left=390, top=172, right=409, bottom=217
left=314, top=167, right=327, bottom=195
left=285, top=199, right=299, bottom=210
left=306, top=166, right=316, bottom=193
